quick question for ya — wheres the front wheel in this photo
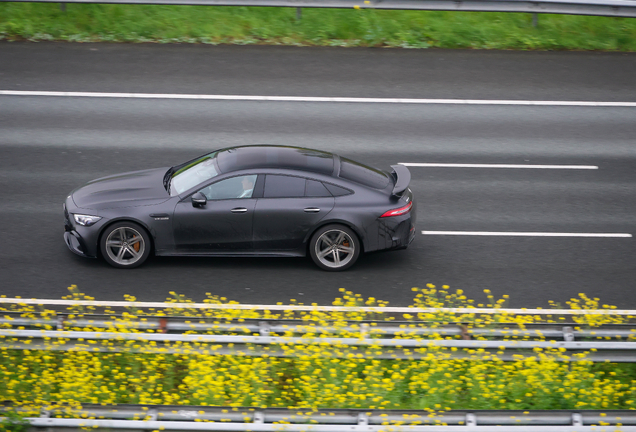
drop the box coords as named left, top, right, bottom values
left=100, top=222, right=151, bottom=269
left=309, top=224, right=360, bottom=271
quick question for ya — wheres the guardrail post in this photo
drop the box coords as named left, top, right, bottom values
left=532, top=12, right=538, bottom=27
left=259, top=321, right=271, bottom=337
left=159, top=317, right=168, bottom=334
left=60, top=2, right=66, bottom=11
left=254, top=411, right=265, bottom=423
left=360, top=323, right=369, bottom=340
left=57, top=315, right=66, bottom=330
left=357, top=413, right=369, bottom=425
left=296, top=7, right=302, bottom=21
left=40, top=408, right=52, bottom=432
left=460, top=324, right=471, bottom=340
left=572, top=413, right=583, bottom=426
left=563, top=326, right=574, bottom=341
left=466, top=413, right=477, bottom=426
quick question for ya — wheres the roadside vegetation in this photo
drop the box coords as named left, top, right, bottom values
left=1, top=286, right=635, bottom=412
left=0, top=4, right=635, bottom=50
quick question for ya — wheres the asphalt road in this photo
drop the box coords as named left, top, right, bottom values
left=1, top=42, right=635, bottom=309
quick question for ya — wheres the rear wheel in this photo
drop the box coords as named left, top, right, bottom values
left=100, top=222, right=151, bottom=269
left=309, top=224, right=360, bottom=271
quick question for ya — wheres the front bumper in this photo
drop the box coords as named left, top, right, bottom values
left=63, top=201, right=99, bottom=258
left=64, top=230, right=92, bottom=258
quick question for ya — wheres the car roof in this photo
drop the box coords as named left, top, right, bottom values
left=215, top=145, right=335, bottom=176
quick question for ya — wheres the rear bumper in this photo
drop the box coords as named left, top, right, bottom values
left=372, top=215, right=415, bottom=252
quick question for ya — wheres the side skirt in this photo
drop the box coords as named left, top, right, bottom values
left=155, top=251, right=305, bottom=258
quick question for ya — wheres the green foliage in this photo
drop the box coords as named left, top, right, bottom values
left=1, top=287, right=635, bottom=411
left=0, top=411, right=29, bottom=432
left=0, top=3, right=635, bottom=50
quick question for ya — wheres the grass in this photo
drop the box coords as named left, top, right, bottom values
left=1, top=286, right=635, bottom=411
left=0, top=3, right=635, bottom=50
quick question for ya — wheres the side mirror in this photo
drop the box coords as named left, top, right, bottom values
left=191, top=192, right=207, bottom=208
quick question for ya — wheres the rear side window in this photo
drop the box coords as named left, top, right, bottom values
left=339, top=157, right=389, bottom=189
left=324, top=183, right=351, bottom=197
left=305, top=180, right=332, bottom=197
left=263, top=175, right=305, bottom=198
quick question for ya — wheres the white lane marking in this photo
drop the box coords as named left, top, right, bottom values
left=2, top=90, right=636, bottom=107
left=423, top=231, right=632, bottom=238
left=0, top=297, right=634, bottom=315
left=400, top=163, right=598, bottom=169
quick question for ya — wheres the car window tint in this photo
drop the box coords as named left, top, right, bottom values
left=263, top=175, right=305, bottom=198
left=324, top=183, right=352, bottom=197
left=339, top=157, right=389, bottom=189
left=199, top=175, right=257, bottom=200
left=305, top=180, right=332, bottom=197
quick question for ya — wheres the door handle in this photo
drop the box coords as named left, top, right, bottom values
left=304, top=207, right=321, bottom=213
left=231, top=208, right=248, bottom=213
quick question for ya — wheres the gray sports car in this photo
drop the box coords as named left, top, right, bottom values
left=63, top=145, right=416, bottom=271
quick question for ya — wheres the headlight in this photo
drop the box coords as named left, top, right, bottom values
left=73, top=214, right=102, bottom=226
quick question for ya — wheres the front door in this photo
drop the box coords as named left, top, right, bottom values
left=172, top=175, right=257, bottom=252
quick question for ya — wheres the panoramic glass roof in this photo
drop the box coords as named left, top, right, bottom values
left=215, top=146, right=334, bottom=175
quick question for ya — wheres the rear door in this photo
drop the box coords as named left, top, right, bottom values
left=252, top=175, right=335, bottom=252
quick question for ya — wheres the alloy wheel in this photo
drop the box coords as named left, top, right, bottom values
left=314, top=229, right=356, bottom=269
left=104, top=227, right=145, bottom=266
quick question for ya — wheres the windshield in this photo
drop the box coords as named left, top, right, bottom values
left=169, top=154, right=218, bottom=195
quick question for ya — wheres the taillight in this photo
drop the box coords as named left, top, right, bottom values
left=380, top=201, right=412, bottom=218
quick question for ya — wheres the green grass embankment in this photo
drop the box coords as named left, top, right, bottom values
left=0, top=4, right=635, bottom=50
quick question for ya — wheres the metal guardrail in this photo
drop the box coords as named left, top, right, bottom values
left=3, top=328, right=636, bottom=361
left=2, top=315, right=636, bottom=361
left=4, top=404, right=636, bottom=431
left=4, top=314, right=636, bottom=338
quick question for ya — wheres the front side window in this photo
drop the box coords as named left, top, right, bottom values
left=170, top=155, right=218, bottom=195
left=199, top=175, right=257, bottom=200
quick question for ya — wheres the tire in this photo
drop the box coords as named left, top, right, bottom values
left=309, top=224, right=360, bottom=271
left=100, top=221, right=151, bottom=269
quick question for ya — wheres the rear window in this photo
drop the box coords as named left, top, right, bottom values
left=339, top=157, right=389, bottom=189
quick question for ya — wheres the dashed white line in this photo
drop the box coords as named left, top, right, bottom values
left=2, top=90, right=636, bottom=107
left=423, top=231, right=632, bottom=238
left=400, top=163, right=598, bottom=169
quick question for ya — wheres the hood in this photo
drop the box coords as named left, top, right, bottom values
left=72, top=168, right=171, bottom=210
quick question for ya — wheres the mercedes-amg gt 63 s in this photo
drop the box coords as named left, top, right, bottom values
left=63, top=145, right=416, bottom=271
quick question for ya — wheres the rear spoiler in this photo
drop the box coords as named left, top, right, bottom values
left=390, top=164, right=411, bottom=196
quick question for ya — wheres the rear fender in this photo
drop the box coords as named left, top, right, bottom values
left=304, top=219, right=367, bottom=253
